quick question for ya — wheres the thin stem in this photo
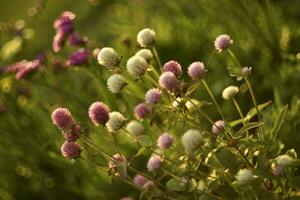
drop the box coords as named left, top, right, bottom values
left=105, top=127, right=124, bottom=161
left=151, top=47, right=163, bottom=69
left=232, top=97, right=250, bottom=139
left=235, top=147, right=254, bottom=168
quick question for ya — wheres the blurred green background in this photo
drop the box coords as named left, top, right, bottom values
left=0, top=0, right=299, bottom=199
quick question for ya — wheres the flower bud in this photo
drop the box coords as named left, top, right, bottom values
left=97, top=47, right=121, bottom=69
left=145, top=88, right=162, bottom=104
left=68, top=32, right=87, bottom=46
left=157, top=133, right=174, bottom=150
left=211, top=120, right=225, bottom=135
left=106, top=111, right=126, bottom=132
left=159, top=72, right=179, bottom=92
left=60, top=141, right=81, bottom=159
left=66, top=48, right=88, bottom=66
left=126, top=120, right=144, bottom=136
left=222, top=85, right=239, bottom=100
left=126, top=56, right=148, bottom=78
left=163, top=60, right=182, bottom=77
left=236, top=169, right=253, bottom=184
left=214, top=34, right=233, bottom=52
left=137, top=28, right=156, bottom=48
left=181, top=129, right=203, bottom=153
left=63, top=124, right=81, bottom=141
left=188, top=62, right=206, bottom=80
left=147, top=155, right=162, bottom=172
left=51, top=108, right=74, bottom=131
left=134, top=103, right=152, bottom=120
left=88, top=102, right=110, bottom=125
left=135, top=49, right=153, bottom=64
left=107, top=74, right=126, bottom=94
left=133, top=174, right=153, bottom=189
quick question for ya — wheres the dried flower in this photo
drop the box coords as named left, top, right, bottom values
left=163, top=60, right=182, bottom=77
left=126, top=120, right=144, bottom=136
left=51, top=108, right=74, bottom=131
left=126, top=56, right=148, bottom=78
left=214, top=34, right=233, bottom=52
left=60, top=141, right=81, bottom=159
left=137, top=28, right=156, bottom=48
left=106, top=112, right=126, bottom=132
left=97, top=47, right=121, bottom=69
left=222, top=85, right=239, bottom=100
left=107, top=74, right=126, bottom=94
left=145, top=88, right=162, bottom=104
left=66, top=48, right=88, bottom=66
left=236, top=169, right=253, bottom=184
left=147, top=155, right=162, bottom=172
left=134, top=103, right=152, bottom=120
left=276, top=155, right=294, bottom=166
left=159, top=72, right=179, bottom=92
left=188, top=62, right=206, bottom=80
left=135, top=49, right=153, bottom=64
left=88, top=102, right=110, bottom=125
left=212, top=120, right=225, bottom=135
left=181, top=129, right=203, bottom=153
left=157, top=133, right=174, bottom=150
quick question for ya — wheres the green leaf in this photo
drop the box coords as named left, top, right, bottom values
left=198, top=193, right=220, bottom=200
left=215, top=147, right=239, bottom=172
left=237, top=122, right=264, bottom=135
left=271, top=105, right=288, bottom=141
left=166, top=178, right=186, bottom=191
left=137, top=135, right=152, bottom=148
left=187, top=178, right=197, bottom=192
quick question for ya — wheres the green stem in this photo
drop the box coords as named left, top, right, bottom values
left=232, top=97, right=249, bottom=138
left=151, top=47, right=163, bottom=69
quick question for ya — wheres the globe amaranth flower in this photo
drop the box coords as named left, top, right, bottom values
left=188, top=62, right=206, bottom=80
left=53, top=11, right=75, bottom=34
left=51, top=108, right=74, bottom=131
left=106, top=112, right=126, bottom=132
left=133, top=174, right=153, bottom=190
left=135, top=49, right=153, bottom=64
left=60, top=141, right=81, bottom=159
left=159, top=72, right=179, bottom=92
left=107, top=74, right=127, bottom=94
left=15, top=60, right=40, bottom=80
left=147, top=154, right=162, bottom=172
left=222, top=85, right=239, bottom=100
left=88, top=102, right=110, bottom=126
left=62, top=124, right=81, bottom=141
left=211, top=120, right=225, bottom=135
left=163, top=60, right=182, bottom=77
left=137, top=28, right=156, bottom=48
left=52, top=31, right=65, bottom=53
left=68, top=32, right=87, bottom=46
left=276, top=155, right=294, bottom=166
left=134, top=103, right=152, bottom=120
left=157, top=133, right=174, bottom=150
left=97, top=47, right=121, bottom=69
left=236, top=169, right=253, bottom=184
left=126, top=56, right=148, bottom=78
left=126, top=120, right=144, bottom=136
left=181, top=129, right=203, bottom=153
left=214, top=34, right=233, bottom=52
left=66, top=48, right=88, bottom=66
left=145, top=88, right=162, bottom=104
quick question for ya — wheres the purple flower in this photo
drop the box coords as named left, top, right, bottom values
left=134, top=103, right=152, bottom=120
left=214, top=34, right=233, bottom=52
left=159, top=72, right=179, bottom=92
left=66, top=49, right=89, bottom=66
left=15, top=60, right=40, bottom=80
left=51, top=108, right=74, bottom=131
left=88, top=102, right=110, bottom=126
left=62, top=124, right=81, bottom=141
left=60, top=141, right=81, bottom=159
left=68, top=32, right=87, bottom=46
left=52, top=31, right=65, bottom=53
left=211, top=120, right=225, bottom=135
left=147, top=155, right=162, bottom=172
left=53, top=11, right=75, bottom=35
left=163, top=60, right=182, bottom=77
left=133, top=174, right=153, bottom=189
left=145, top=88, right=162, bottom=104
left=157, top=133, right=174, bottom=150
left=188, top=62, right=206, bottom=80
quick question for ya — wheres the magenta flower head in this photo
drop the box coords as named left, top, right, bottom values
left=145, top=88, right=162, bottom=104
left=163, top=60, right=182, bottom=77
left=68, top=32, right=87, bottom=46
left=157, top=133, right=174, bottom=150
left=133, top=174, right=153, bottom=190
left=52, top=31, right=65, bottom=53
left=66, top=48, right=89, bottom=66
left=51, top=108, right=74, bottom=131
left=147, top=155, right=162, bottom=172
left=134, top=103, right=152, bottom=120
left=54, top=11, right=75, bottom=35
left=159, top=72, right=179, bottom=92
left=60, top=141, right=81, bottom=159
left=88, top=102, right=110, bottom=126
left=63, top=124, right=81, bottom=141
left=214, top=34, right=233, bottom=52
left=211, top=120, right=225, bottom=135
left=188, top=62, right=206, bottom=80
left=15, top=60, right=40, bottom=80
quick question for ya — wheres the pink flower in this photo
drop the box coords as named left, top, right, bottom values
left=133, top=174, right=153, bottom=189
left=187, top=62, right=206, bottom=80
left=163, top=60, right=182, bottom=77
left=51, top=108, right=74, bottom=131
left=157, top=133, right=174, bottom=150
left=62, top=124, right=81, bottom=141
left=88, top=102, right=110, bottom=125
left=211, top=120, right=225, bottom=135
left=145, top=88, right=162, bottom=104
left=159, top=72, right=179, bottom=92
left=134, top=103, right=152, bottom=120
left=147, top=155, right=162, bottom=172
left=214, top=34, right=233, bottom=52
left=60, top=141, right=81, bottom=159
left=66, top=48, right=89, bottom=66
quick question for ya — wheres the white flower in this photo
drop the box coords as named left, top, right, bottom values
left=236, top=169, right=253, bottom=183
left=185, top=99, right=201, bottom=112
left=126, top=120, right=144, bottom=136
left=181, top=129, right=203, bottom=153
left=107, top=74, right=126, bottom=93
left=137, top=28, right=156, bottom=48
left=135, top=49, right=153, bottom=64
left=276, top=155, right=294, bottom=166
left=126, top=56, right=148, bottom=78
left=222, top=85, right=239, bottom=100
left=106, top=112, right=126, bottom=132
left=97, top=47, right=120, bottom=69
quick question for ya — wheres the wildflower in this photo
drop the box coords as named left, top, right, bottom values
left=181, top=129, right=203, bottom=153
left=66, top=48, right=88, bottom=66
left=147, top=155, right=162, bottom=172
left=211, top=120, right=225, bottom=135
left=126, top=56, right=148, bottom=78
left=185, top=99, right=201, bottom=112
left=159, top=72, right=179, bottom=92
left=272, top=165, right=284, bottom=177
left=188, top=62, right=206, bottom=80
left=51, top=108, right=74, bottom=131
left=157, top=133, right=174, bottom=150
left=52, top=31, right=65, bottom=53
left=214, top=34, right=233, bottom=52
left=236, top=169, right=253, bottom=184
left=133, top=174, right=153, bottom=189
left=107, top=74, right=126, bottom=94
left=88, top=102, right=110, bottom=126
left=108, top=154, right=127, bottom=174
left=53, top=11, right=75, bottom=35
left=135, top=49, right=153, bottom=64
left=276, top=155, right=294, bottom=166
left=242, top=66, right=252, bottom=77
left=15, top=60, right=40, bottom=79
left=222, top=85, right=239, bottom=100
left=163, top=60, right=182, bottom=77
left=68, top=32, right=87, bottom=46
left=60, top=141, right=81, bottom=159
left=126, top=120, right=144, bottom=136
left=106, top=112, right=126, bottom=132
left=137, top=28, right=156, bottom=48
left=134, top=103, right=152, bottom=120
left=97, top=47, right=121, bottom=69
left=62, top=124, right=81, bottom=141
left=145, top=88, right=162, bottom=104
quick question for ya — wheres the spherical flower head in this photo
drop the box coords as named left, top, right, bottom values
left=53, top=11, right=75, bottom=35
left=66, top=48, right=89, bottom=66
left=51, top=108, right=74, bottom=131
left=97, top=47, right=121, bottom=69
left=212, top=120, right=225, bottom=135
left=214, top=34, right=233, bottom=52
left=126, top=56, right=148, bottom=78
left=126, top=120, right=144, bottom=136
left=163, top=60, right=182, bottom=77
left=159, top=72, right=179, bottom=92
left=63, top=124, right=81, bottom=141
left=52, top=31, right=65, bottom=53
left=145, top=88, right=162, bottom=104
left=68, top=32, right=87, bottom=46
left=222, top=85, right=239, bottom=100
left=276, top=155, right=294, bottom=166
left=107, top=74, right=126, bottom=94
left=272, top=165, right=284, bottom=177
left=147, top=155, right=162, bottom=172
left=236, top=168, right=253, bottom=184
left=106, top=111, right=126, bottom=132
left=135, top=49, right=153, bottom=64
left=88, top=102, right=110, bottom=126
left=134, top=103, right=152, bottom=120
left=157, top=133, right=174, bottom=150
left=188, top=62, right=206, bottom=80
left=15, top=60, right=40, bottom=80
left=60, top=141, right=81, bottom=159
left=137, top=28, right=156, bottom=48
left=133, top=174, right=153, bottom=190
left=181, top=129, right=203, bottom=153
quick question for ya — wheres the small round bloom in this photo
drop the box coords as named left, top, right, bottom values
left=211, top=120, right=225, bottom=135
left=53, top=11, right=75, bottom=35
left=276, top=155, right=294, bottom=166
left=68, top=32, right=87, bottom=46
left=222, top=85, right=239, bottom=100
left=97, top=47, right=121, bottom=69
left=157, top=133, right=174, bottom=150
left=214, top=34, right=233, bottom=52
left=147, top=155, right=162, bottom=172
left=107, top=74, right=126, bottom=94
left=163, top=60, right=182, bottom=77
left=135, top=49, right=153, bottom=64
left=272, top=165, right=284, bottom=177
left=62, top=124, right=81, bottom=141
left=51, top=108, right=74, bottom=131
left=159, top=72, right=179, bottom=92
left=126, top=120, right=144, bottom=136
left=236, top=169, right=253, bottom=184
left=133, top=174, right=153, bottom=189
left=52, top=31, right=65, bottom=53
left=66, top=48, right=89, bottom=66
left=145, top=88, right=162, bottom=104
left=106, top=112, right=126, bottom=132
left=181, top=129, right=203, bottom=153
left=137, top=28, right=156, bottom=48
left=60, top=141, right=81, bottom=159
left=134, top=103, right=152, bottom=120
left=242, top=66, right=252, bottom=77
left=88, top=102, right=110, bottom=125
left=188, top=62, right=206, bottom=80
left=126, top=56, right=148, bottom=78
